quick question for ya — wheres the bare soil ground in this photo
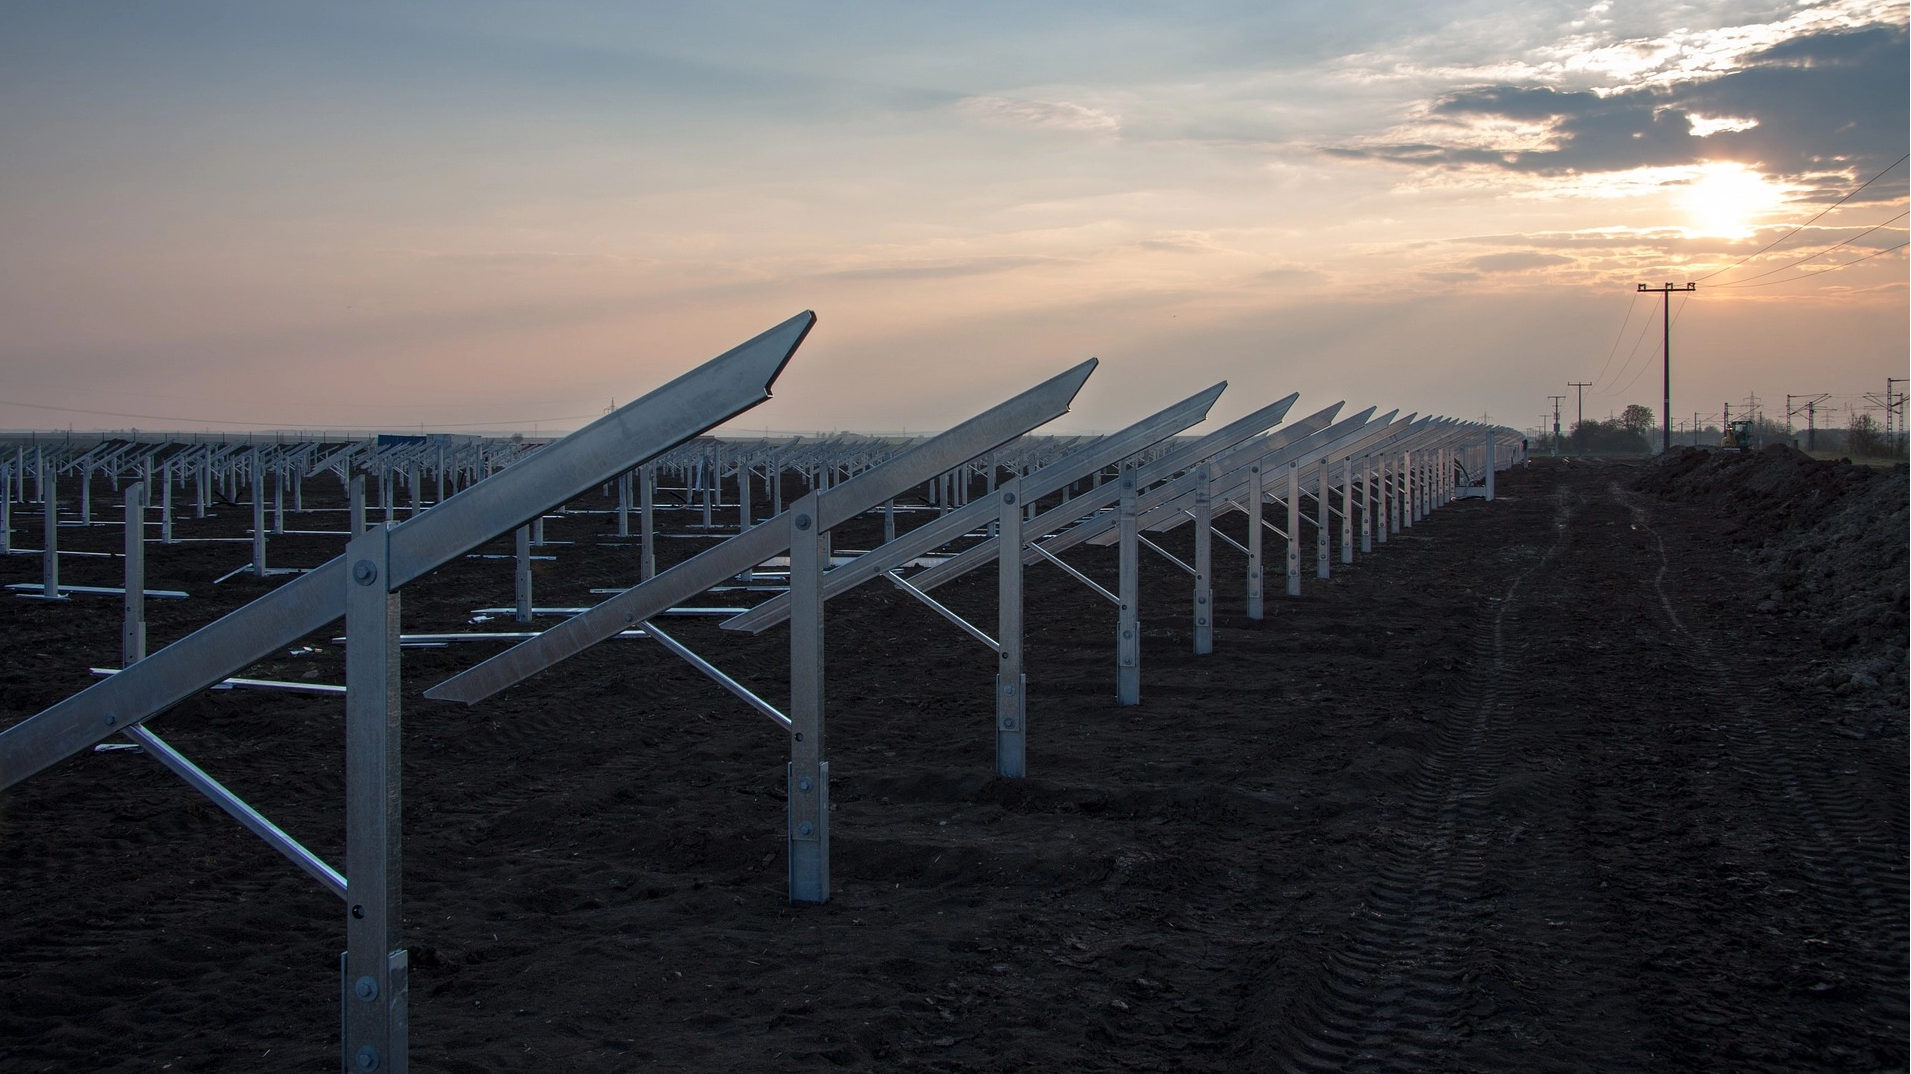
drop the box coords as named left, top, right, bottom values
left=1, top=454, right=1904, bottom=1072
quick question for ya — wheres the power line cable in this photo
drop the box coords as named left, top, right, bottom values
left=1610, top=292, right=1690, bottom=399
left=1710, top=214, right=1909, bottom=287
left=1716, top=240, right=1910, bottom=289
left=1597, top=298, right=1662, bottom=396
left=1695, top=153, right=1909, bottom=282
left=1588, top=290, right=1642, bottom=392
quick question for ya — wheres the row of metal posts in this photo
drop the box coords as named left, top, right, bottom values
left=0, top=337, right=1522, bottom=1074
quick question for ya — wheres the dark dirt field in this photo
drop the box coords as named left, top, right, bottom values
left=1, top=451, right=1905, bottom=1072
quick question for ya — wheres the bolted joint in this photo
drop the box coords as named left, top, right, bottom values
left=354, top=975, right=379, bottom=1002
left=1003, top=491, right=1016, bottom=504
left=355, top=1045, right=381, bottom=1071
left=351, top=560, right=378, bottom=586
left=794, top=513, right=812, bottom=531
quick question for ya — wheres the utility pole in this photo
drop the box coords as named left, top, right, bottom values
left=1887, top=377, right=1907, bottom=445
left=1548, top=395, right=1566, bottom=454
left=1787, top=393, right=1830, bottom=451
left=1567, top=381, right=1592, bottom=441
left=1637, top=281, right=1696, bottom=454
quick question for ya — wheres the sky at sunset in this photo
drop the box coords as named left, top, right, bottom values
left=2, top=1, right=1905, bottom=439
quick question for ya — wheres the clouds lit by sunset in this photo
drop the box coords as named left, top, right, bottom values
left=1, top=2, right=1904, bottom=436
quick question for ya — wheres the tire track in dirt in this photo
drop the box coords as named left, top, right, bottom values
left=1614, top=483, right=1909, bottom=1036
left=1263, top=485, right=1577, bottom=1073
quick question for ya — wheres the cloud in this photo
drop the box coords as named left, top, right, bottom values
left=1329, top=24, right=1908, bottom=185
left=1686, top=113, right=1758, bottom=137
left=950, top=94, right=1120, bottom=133
left=1465, top=251, right=1573, bottom=273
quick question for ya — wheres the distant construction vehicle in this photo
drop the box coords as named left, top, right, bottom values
left=1721, top=418, right=1755, bottom=453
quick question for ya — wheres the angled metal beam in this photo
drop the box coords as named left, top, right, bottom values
left=1027, top=542, right=1121, bottom=605
left=0, top=311, right=815, bottom=790
left=1076, top=406, right=1382, bottom=550
left=719, top=383, right=1233, bottom=634
left=899, top=397, right=1325, bottom=598
left=885, top=570, right=1000, bottom=651
left=424, top=359, right=1098, bottom=705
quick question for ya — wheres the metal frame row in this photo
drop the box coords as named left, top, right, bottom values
left=0, top=312, right=1520, bottom=1073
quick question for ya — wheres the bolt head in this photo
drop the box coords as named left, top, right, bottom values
left=355, top=1045, right=381, bottom=1071
left=1002, top=717, right=1017, bottom=729
left=797, top=777, right=814, bottom=793
left=1003, top=492, right=1016, bottom=505
left=352, top=560, right=378, bottom=585
left=797, top=821, right=815, bottom=837
left=354, top=975, right=379, bottom=1001
left=794, top=513, right=812, bottom=531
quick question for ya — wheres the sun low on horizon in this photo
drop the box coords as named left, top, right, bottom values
left=0, top=1, right=1902, bottom=437
left=1677, top=161, right=1795, bottom=240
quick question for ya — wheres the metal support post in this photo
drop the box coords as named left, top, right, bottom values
left=787, top=492, right=829, bottom=903
left=514, top=526, right=533, bottom=625
left=1387, top=454, right=1400, bottom=535
left=1285, top=462, right=1300, bottom=597
left=161, top=468, right=174, bottom=544
left=1484, top=434, right=1496, bottom=501
left=1360, top=458, right=1373, bottom=554
left=343, top=524, right=408, bottom=1074
left=273, top=462, right=285, bottom=534
left=1315, top=457, right=1330, bottom=579
left=350, top=476, right=367, bottom=536
left=42, top=470, right=59, bottom=599
left=80, top=465, right=92, bottom=523
left=1115, top=465, right=1140, bottom=706
left=1337, top=454, right=1352, bottom=565
left=883, top=498, right=896, bottom=544
left=1245, top=463, right=1264, bottom=621
left=124, top=486, right=146, bottom=666
left=617, top=472, right=631, bottom=538
left=698, top=456, right=712, bottom=530
left=1191, top=464, right=1213, bottom=655
left=995, top=478, right=1026, bottom=777
left=1, top=465, right=11, bottom=554
left=1402, top=450, right=1415, bottom=528
left=738, top=462, right=752, bottom=531
left=252, top=455, right=268, bottom=578
left=639, top=465, right=656, bottom=581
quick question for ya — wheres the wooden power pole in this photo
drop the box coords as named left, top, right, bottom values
left=1637, top=282, right=1696, bottom=453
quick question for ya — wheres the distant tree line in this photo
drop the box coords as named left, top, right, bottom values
left=1546, top=404, right=1909, bottom=458
left=1565, top=404, right=1653, bottom=454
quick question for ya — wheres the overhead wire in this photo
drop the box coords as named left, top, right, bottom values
left=1716, top=240, right=1910, bottom=289
left=1709, top=213, right=1909, bottom=287
left=1588, top=290, right=1643, bottom=392
left=1695, top=153, right=1909, bottom=283
left=1609, top=291, right=1690, bottom=398
left=1595, top=298, right=1661, bottom=397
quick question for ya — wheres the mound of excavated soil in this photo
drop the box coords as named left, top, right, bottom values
left=1636, top=445, right=1909, bottom=709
